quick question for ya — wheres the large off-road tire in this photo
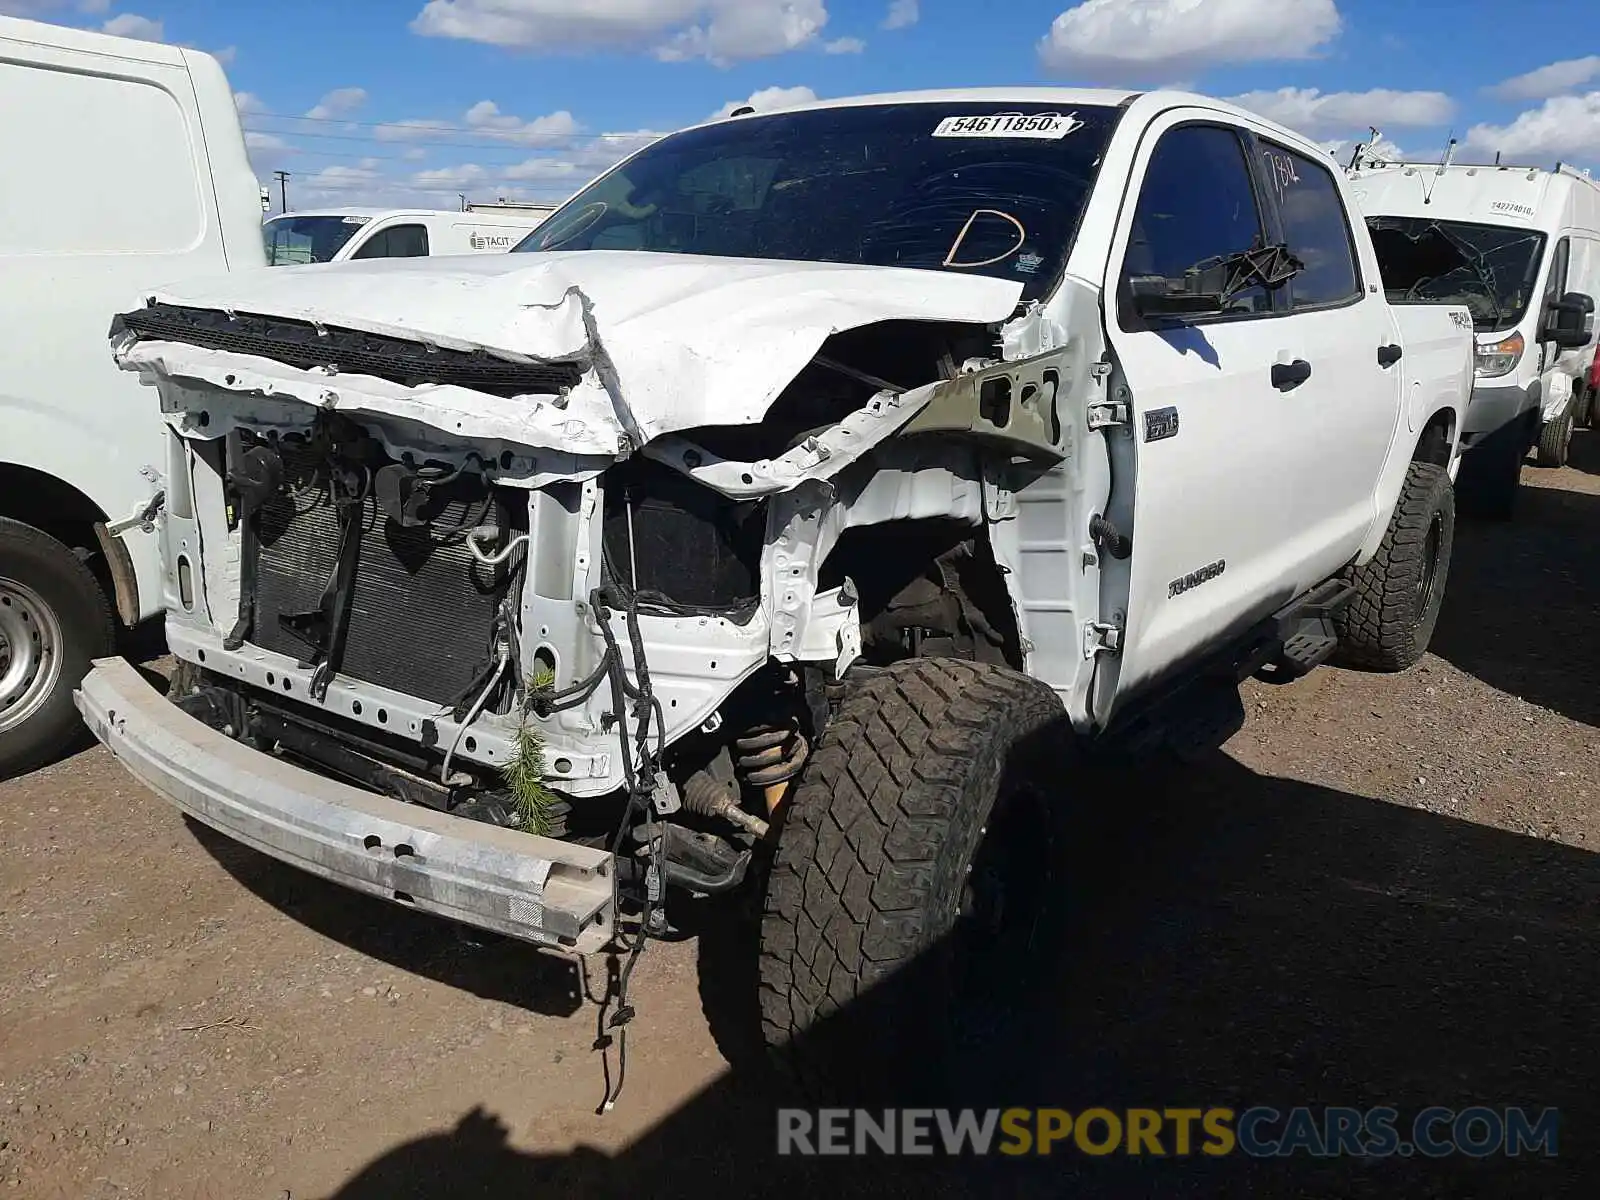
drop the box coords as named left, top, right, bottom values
left=1536, top=410, right=1574, bottom=467
left=1455, top=421, right=1525, bottom=520
left=1335, top=463, right=1454, bottom=673
left=758, top=658, right=1068, bottom=1099
left=0, top=518, right=115, bottom=778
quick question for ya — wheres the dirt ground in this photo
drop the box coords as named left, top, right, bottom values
left=3, top=437, right=1598, bottom=1199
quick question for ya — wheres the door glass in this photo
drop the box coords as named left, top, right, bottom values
left=1122, top=125, right=1271, bottom=323
left=1260, top=144, right=1362, bottom=308
left=351, top=224, right=430, bottom=259
left=1544, top=237, right=1570, bottom=302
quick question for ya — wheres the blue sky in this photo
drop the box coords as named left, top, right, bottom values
left=9, top=0, right=1600, bottom=210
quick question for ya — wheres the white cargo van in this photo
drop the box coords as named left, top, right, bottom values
left=1350, top=157, right=1600, bottom=513
left=0, top=16, right=265, bottom=775
left=262, top=208, right=549, bottom=265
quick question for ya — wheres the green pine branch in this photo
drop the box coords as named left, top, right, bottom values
left=503, top=669, right=558, bottom=836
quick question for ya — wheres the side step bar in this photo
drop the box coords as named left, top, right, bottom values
left=1098, top=577, right=1355, bottom=759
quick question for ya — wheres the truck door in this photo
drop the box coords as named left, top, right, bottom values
left=1254, top=137, right=1403, bottom=552
left=1097, top=116, right=1376, bottom=709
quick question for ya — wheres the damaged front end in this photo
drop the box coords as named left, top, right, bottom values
left=86, top=249, right=1107, bottom=951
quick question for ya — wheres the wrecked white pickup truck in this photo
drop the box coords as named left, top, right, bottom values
left=78, top=89, right=1473, bottom=1086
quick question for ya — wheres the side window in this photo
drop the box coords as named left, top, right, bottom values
left=351, top=224, right=430, bottom=259
left=1260, top=144, right=1362, bottom=308
left=1543, top=237, right=1570, bottom=302
left=1121, top=124, right=1270, bottom=324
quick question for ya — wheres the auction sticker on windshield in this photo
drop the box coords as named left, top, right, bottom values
left=933, top=112, right=1085, bottom=139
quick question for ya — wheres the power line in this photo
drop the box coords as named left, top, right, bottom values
left=242, top=125, right=657, bottom=157
left=244, top=109, right=666, bottom=139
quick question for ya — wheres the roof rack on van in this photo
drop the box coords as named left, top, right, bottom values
left=1353, top=158, right=1594, bottom=182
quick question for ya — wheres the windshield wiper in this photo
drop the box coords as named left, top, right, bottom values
left=1425, top=222, right=1505, bottom=327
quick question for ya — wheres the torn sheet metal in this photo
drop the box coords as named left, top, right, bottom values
left=644, top=383, right=938, bottom=498
left=118, top=250, right=1025, bottom=457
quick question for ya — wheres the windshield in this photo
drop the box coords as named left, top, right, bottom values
left=262, top=215, right=371, bottom=265
left=513, top=103, right=1120, bottom=298
left=1365, top=216, right=1547, bottom=332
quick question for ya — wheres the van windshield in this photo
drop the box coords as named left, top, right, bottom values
left=1366, top=216, right=1547, bottom=332
left=512, top=102, right=1120, bottom=299
left=263, top=215, right=371, bottom=265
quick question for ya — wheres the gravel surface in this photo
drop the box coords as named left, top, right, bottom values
left=2, top=442, right=1597, bottom=1198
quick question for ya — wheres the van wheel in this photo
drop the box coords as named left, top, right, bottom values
left=1536, top=411, right=1574, bottom=467
left=758, top=658, right=1067, bottom=1098
left=1575, top=385, right=1595, bottom=429
left=1335, top=463, right=1455, bottom=673
left=0, top=519, right=115, bottom=778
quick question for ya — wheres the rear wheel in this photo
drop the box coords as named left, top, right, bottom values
left=0, top=518, right=115, bottom=778
left=1335, top=462, right=1455, bottom=673
left=1575, top=384, right=1595, bottom=430
left=1536, top=410, right=1574, bottom=467
left=758, top=658, right=1067, bottom=1099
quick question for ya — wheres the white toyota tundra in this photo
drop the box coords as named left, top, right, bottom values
left=76, top=89, right=1474, bottom=1088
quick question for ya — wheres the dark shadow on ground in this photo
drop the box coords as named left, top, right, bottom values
left=317, top=754, right=1599, bottom=1199
left=1432, top=477, right=1599, bottom=727
left=189, top=820, right=587, bottom=1018
left=1567, top=426, right=1600, bottom=476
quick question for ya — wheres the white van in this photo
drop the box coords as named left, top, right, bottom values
left=1350, top=157, right=1600, bottom=513
left=0, top=16, right=265, bottom=775
left=262, top=208, right=550, bottom=265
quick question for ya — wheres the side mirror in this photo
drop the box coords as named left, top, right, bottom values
left=1129, top=273, right=1227, bottom=319
left=1127, top=243, right=1301, bottom=322
left=1543, top=291, right=1595, bottom=349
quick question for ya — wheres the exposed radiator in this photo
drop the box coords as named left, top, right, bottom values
left=246, top=441, right=518, bottom=707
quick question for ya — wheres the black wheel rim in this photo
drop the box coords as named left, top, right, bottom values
left=1416, top=512, right=1443, bottom=621
left=949, top=778, right=1055, bottom=1032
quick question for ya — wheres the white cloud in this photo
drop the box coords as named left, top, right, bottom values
left=412, top=162, right=489, bottom=190
left=882, top=0, right=917, bottom=29
left=101, top=12, right=163, bottom=40
left=462, top=100, right=579, bottom=146
left=1466, top=92, right=1600, bottom=162
left=1227, top=87, right=1454, bottom=138
left=234, top=91, right=268, bottom=116
left=244, top=131, right=293, bottom=153
left=372, top=102, right=580, bottom=150
left=1489, top=56, right=1600, bottom=102
left=823, top=36, right=865, bottom=54
left=1039, top=0, right=1342, bottom=83
left=411, top=0, right=829, bottom=64
left=211, top=45, right=237, bottom=66
left=374, top=118, right=458, bottom=142
left=711, top=84, right=818, bottom=120
left=306, top=87, right=368, bottom=120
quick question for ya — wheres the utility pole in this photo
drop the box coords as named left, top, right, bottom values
left=458, top=193, right=467, bottom=212
left=274, top=170, right=291, bottom=214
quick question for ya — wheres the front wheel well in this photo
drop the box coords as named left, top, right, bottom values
left=0, top=463, right=118, bottom=619
left=817, top=517, right=1024, bottom=671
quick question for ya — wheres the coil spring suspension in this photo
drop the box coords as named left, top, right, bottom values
left=734, top=718, right=810, bottom=790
